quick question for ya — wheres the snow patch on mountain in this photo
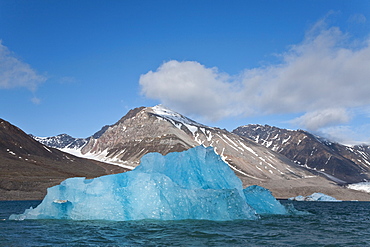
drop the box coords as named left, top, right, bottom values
left=151, top=105, right=208, bottom=135
left=347, top=182, right=370, bottom=193
left=59, top=147, right=135, bottom=170
left=32, top=134, right=88, bottom=150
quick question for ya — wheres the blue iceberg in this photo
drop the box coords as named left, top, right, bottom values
left=10, top=146, right=292, bottom=221
left=244, top=185, right=288, bottom=215
left=288, top=193, right=341, bottom=202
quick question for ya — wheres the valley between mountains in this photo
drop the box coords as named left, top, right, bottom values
left=2, top=105, right=370, bottom=201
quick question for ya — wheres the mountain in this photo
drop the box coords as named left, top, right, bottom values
left=31, top=133, right=89, bottom=150
left=38, top=105, right=310, bottom=179
left=232, top=124, right=370, bottom=184
left=0, top=118, right=127, bottom=200
left=33, top=105, right=370, bottom=200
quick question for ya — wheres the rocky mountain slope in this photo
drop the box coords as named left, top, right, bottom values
left=37, top=106, right=311, bottom=180
left=0, top=119, right=127, bottom=200
left=233, top=124, right=370, bottom=185
left=33, top=105, right=370, bottom=200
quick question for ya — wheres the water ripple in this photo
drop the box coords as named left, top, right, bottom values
left=1, top=201, right=370, bottom=246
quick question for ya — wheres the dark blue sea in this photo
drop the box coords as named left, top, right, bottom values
left=1, top=200, right=370, bottom=246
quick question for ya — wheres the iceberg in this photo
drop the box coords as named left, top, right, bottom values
left=288, top=192, right=341, bottom=202
left=244, top=185, right=288, bottom=215
left=10, top=146, right=292, bottom=221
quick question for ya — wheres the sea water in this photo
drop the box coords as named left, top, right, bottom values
left=1, top=200, right=370, bottom=246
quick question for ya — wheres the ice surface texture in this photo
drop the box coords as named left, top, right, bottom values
left=244, top=185, right=288, bottom=215
left=10, top=146, right=291, bottom=221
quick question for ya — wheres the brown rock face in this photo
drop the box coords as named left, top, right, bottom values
left=0, top=119, right=127, bottom=200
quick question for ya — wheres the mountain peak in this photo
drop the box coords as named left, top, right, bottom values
left=149, top=105, right=207, bottom=129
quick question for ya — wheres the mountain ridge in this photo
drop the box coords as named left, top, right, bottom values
left=29, top=105, right=370, bottom=200
left=36, top=105, right=312, bottom=181
left=233, top=124, right=370, bottom=184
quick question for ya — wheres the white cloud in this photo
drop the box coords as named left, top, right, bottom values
left=318, top=125, right=370, bottom=146
left=31, top=96, right=41, bottom=105
left=140, top=60, right=242, bottom=121
left=349, top=14, right=367, bottom=24
left=140, top=18, right=370, bottom=132
left=236, top=22, right=370, bottom=117
left=291, top=108, right=351, bottom=131
left=0, top=41, right=47, bottom=91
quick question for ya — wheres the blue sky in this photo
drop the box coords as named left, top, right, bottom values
left=1, top=1, right=370, bottom=145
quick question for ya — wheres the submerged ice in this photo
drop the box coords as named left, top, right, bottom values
left=10, top=146, right=293, bottom=221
